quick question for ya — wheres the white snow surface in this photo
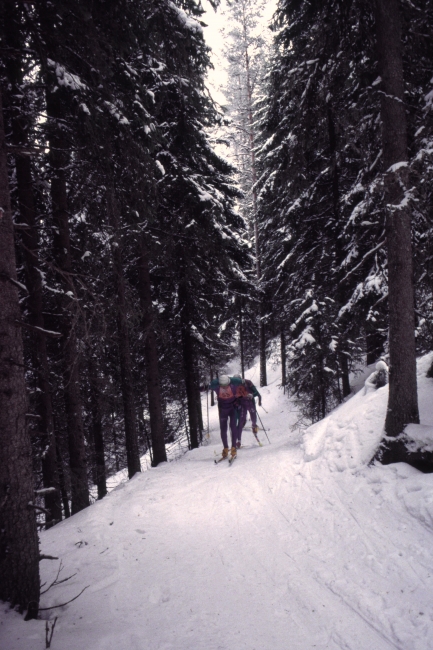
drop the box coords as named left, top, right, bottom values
left=3, top=354, right=433, bottom=649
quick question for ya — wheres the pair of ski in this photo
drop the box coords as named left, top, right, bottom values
left=214, top=454, right=237, bottom=466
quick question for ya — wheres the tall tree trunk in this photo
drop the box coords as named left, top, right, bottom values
left=259, top=317, right=267, bottom=387
left=8, top=76, right=61, bottom=527
left=375, top=0, right=419, bottom=436
left=242, top=6, right=266, bottom=386
left=210, top=364, right=215, bottom=406
left=137, top=237, right=167, bottom=466
left=56, top=442, right=71, bottom=519
left=280, top=328, right=286, bottom=388
left=328, top=104, right=351, bottom=398
left=46, top=82, right=89, bottom=513
left=88, top=356, right=107, bottom=499
left=179, top=282, right=199, bottom=449
left=0, top=83, right=40, bottom=619
left=239, top=299, right=245, bottom=378
left=106, top=190, right=141, bottom=478
left=194, top=371, right=204, bottom=443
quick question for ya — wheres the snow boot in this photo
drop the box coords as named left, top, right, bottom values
left=252, top=425, right=258, bottom=434
left=221, top=447, right=229, bottom=459
left=236, top=440, right=241, bottom=449
left=230, top=446, right=237, bottom=458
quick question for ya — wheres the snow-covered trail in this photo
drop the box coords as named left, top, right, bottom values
left=3, top=358, right=433, bottom=650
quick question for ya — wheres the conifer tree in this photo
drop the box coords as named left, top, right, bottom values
left=0, top=82, right=40, bottom=619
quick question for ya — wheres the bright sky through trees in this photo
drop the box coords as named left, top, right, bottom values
left=203, top=0, right=277, bottom=106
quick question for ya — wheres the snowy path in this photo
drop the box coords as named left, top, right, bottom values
left=2, top=358, right=433, bottom=649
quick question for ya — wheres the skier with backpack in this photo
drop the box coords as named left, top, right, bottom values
left=233, top=374, right=262, bottom=447
left=209, top=375, right=241, bottom=461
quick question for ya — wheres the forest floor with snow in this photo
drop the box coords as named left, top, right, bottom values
left=2, top=355, right=433, bottom=650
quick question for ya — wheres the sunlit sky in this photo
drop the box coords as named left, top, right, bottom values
left=202, top=0, right=277, bottom=106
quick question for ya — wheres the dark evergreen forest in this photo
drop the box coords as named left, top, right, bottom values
left=0, top=0, right=432, bottom=620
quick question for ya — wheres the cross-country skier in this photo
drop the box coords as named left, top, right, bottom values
left=210, top=375, right=241, bottom=460
left=233, top=374, right=262, bottom=447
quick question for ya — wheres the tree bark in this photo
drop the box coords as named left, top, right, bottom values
left=375, top=0, right=419, bottom=436
left=106, top=190, right=141, bottom=478
left=241, top=5, right=266, bottom=386
left=7, top=65, right=61, bottom=527
left=239, top=299, right=245, bottom=378
left=194, top=371, right=204, bottom=443
left=88, top=356, right=107, bottom=499
left=179, top=281, right=199, bottom=449
left=210, top=364, right=215, bottom=406
left=137, top=237, right=167, bottom=466
left=46, top=81, right=89, bottom=513
left=280, top=328, right=286, bottom=388
left=0, top=83, right=40, bottom=619
left=328, top=104, right=351, bottom=399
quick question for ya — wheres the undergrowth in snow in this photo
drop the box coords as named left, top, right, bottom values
left=2, top=354, right=433, bottom=649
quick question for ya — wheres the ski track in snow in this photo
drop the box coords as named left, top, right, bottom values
left=2, top=355, right=433, bottom=649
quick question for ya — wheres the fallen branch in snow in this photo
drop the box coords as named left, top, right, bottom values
left=45, top=617, right=57, bottom=649
left=39, top=554, right=59, bottom=561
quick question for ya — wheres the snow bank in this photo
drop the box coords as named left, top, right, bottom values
left=304, top=352, right=433, bottom=472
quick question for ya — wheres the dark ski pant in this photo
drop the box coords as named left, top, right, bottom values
left=238, top=399, right=257, bottom=443
left=218, top=402, right=239, bottom=449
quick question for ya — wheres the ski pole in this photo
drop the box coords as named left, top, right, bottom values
left=260, top=404, right=268, bottom=414
left=256, top=408, right=271, bottom=444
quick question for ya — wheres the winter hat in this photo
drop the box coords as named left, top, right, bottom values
left=233, top=373, right=242, bottom=379
left=219, top=375, right=230, bottom=386
left=376, top=360, right=388, bottom=372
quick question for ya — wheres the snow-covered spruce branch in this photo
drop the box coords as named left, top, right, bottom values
left=15, top=320, right=62, bottom=338
left=340, top=240, right=386, bottom=285
left=0, top=272, right=29, bottom=293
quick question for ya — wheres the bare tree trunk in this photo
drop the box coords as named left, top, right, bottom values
left=328, top=104, right=351, bottom=399
left=8, top=79, right=61, bottom=527
left=56, top=442, right=71, bottom=519
left=280, top=328, right=286, bottom=388
left=46, top=82, right=89, bottom=514
left=5, top=0, right=61, bottom=527
left=137, top=237, right=167, bottom=466
left=375, top=0, right=419, bottom=437
left=106, top=190, right=141, bottom=478
left=210, top=364, right=215, bottom=406
left=195, top=370, right=204, bottom=443
left=0, top=83, right=40, bottom=619
left=179, top=281, right=199, bottom=449
left=239, top=299, right=245, bottom=378
left=88, top=356, right=107, bottom=499
left=242, top=6, right=266, bottom=386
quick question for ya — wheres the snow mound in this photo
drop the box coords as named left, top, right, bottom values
left=304, top=353, right=433, bottom=472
